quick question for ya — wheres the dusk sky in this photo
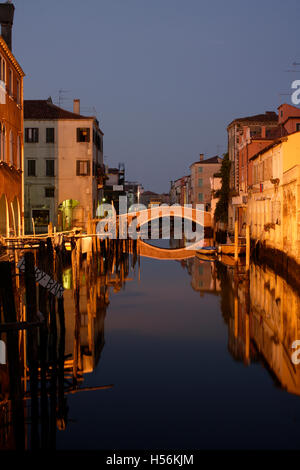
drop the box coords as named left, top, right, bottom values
left=13, top=0, right=300, bottom=192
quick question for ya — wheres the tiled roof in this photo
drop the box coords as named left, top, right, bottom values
left=228, top=111, right=278, bottom=128
left=249, top=136, right=287, bottom=162
left=190, top=155, right=222, bottom=167
left=24, top=99, right=94, bottom=120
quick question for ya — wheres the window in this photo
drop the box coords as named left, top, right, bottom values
left=76, top=160, right=90, bottom=176
left=45, top=187, right=55, bottom=198
left=32, top=209, right=49, bottom=227
left=28, top=159, right=36, bottom=176
left=8, top=69, right=12, bottom=96
left=9, top=131, right=13, bottom=165
left=198, top=167, right=203, bottom=173
left=46, top=127, right=55, bottom=143
left=46, top=159, right=55, bottom=176
left=198, top=193, right=203, bottom=202
left=77, top=127, right=90, bottom=142
left=25, top=128, right=39, bottom=143
left=0, top=56, right=5, bottom=83
left=296, top=123, right=300, bottom=132
left=198, top=178, right=203, bottom=187
left=16, top=79, right=20, bottom=105
left=2, top=125, right=5, bottom=161
left=17, top=136, right=21, bottom=169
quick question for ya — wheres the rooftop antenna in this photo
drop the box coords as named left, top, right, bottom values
left=57, top=89, right=70, bottom=107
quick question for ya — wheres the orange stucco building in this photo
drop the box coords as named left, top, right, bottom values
left=0, top=3, right=25, bottom=237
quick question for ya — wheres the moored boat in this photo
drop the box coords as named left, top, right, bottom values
left=218, top=244, right=246, bottom=256
left=196, top=246, right=217, bottom=256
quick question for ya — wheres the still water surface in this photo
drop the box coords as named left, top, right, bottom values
left=54, top=242, right=300, bottom=450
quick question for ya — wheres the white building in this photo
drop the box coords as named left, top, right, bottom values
left=24, top=98, right=104, bottom=233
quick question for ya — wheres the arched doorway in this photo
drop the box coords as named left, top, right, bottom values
left=0, top=194, right=8, bottom=237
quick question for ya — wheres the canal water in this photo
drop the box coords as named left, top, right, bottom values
left=59, top=242, right=300, bottom=450
left=1, top=237, right=300, bottom=450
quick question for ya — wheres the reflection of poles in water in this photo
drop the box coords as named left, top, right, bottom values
left=0, top=237, right=137, bottom=449
left=47, top=238, right=58, bottom=449
left=56, top=244, right=67, bottom=432
left=24, top=252, right=39, bottom=450
left=38, top=241, right=49, bottom=449
left=72, top=237, right=82, bottom=386
left=0, top=261, right=25, bottom=450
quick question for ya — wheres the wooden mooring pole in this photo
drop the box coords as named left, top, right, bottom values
left=246, top=224, right=250, bottom=270
left=234, top=219, right=239, bottom=262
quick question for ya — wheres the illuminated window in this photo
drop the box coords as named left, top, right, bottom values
left=77, top=128, right=90, bottom=142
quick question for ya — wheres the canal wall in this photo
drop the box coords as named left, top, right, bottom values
left=252, top=239, right=300, bottom=293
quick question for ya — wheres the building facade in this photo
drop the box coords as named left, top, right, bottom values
left=247, top=131, right=300, bottom=263
left=228, top=104, right=300, bottom=234
left=190, top=154, right=222, bottom=210
left=170, top=176, right=191, bottom=205
left=227, top=111, right=278, bottom=231
left=24, top=98, right=104, bottom=233
left=0, top=3, right=25, bottom=238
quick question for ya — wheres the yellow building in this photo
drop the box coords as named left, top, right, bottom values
left=247, top=131, right=300, bottom=263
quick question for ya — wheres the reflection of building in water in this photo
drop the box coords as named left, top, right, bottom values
left=63, top=263, right=108, bottom=374
left=186, top=257, right=221, bottom=295
left=0, top=239, right=136, bottom=450
left=223, top=263, right=300, bottom=395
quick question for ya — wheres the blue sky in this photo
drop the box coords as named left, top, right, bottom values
left=12, top=0, right=300, bottom=192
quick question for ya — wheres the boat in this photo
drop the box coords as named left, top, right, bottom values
left=218, top=244, right=246, bottom=256
left=196, top=246, right=217, bottom=256
left=218, top=254, right=245, bottom=267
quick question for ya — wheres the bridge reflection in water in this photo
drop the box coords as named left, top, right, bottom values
left=0, top=238, right=300, bottom=449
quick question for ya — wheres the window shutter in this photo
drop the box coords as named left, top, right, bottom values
left=86, top=128, right=90, bottom=142
left=77, top=128, right=80, bottom=142
left=76, top=160, right=80, bottom=175
left=87, top=160, right=90, bottom=175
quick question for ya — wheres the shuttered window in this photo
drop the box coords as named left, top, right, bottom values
left=76, top=160, right=90, bottom=176
left=28, top=159, right=36, bottom=176
left=46, top=159, right=55, bottom=177
left=25, top=128, right=39, bottom=143
left=46, top=127, right=55, bottom=143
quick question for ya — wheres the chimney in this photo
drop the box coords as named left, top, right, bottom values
left=0, top=3, right=15, bottom=50
left=73, top=99, right=80, bottom=114
left=199, top=153, right=204, bottom=161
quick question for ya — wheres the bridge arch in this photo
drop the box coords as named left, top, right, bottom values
left=120, top=205, right=211, bottom=229
left=136, top=239, right=201, bottom=260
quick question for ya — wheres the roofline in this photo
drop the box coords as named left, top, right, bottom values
left=227, top=116, right=278, bottom=130
left=249, top=136, right=288, bottom=161
left=0, top=36, right=25, bottom=77
left=24, top=114, right=104, bottom=134
left=189, top=158, right=222, bottom=168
